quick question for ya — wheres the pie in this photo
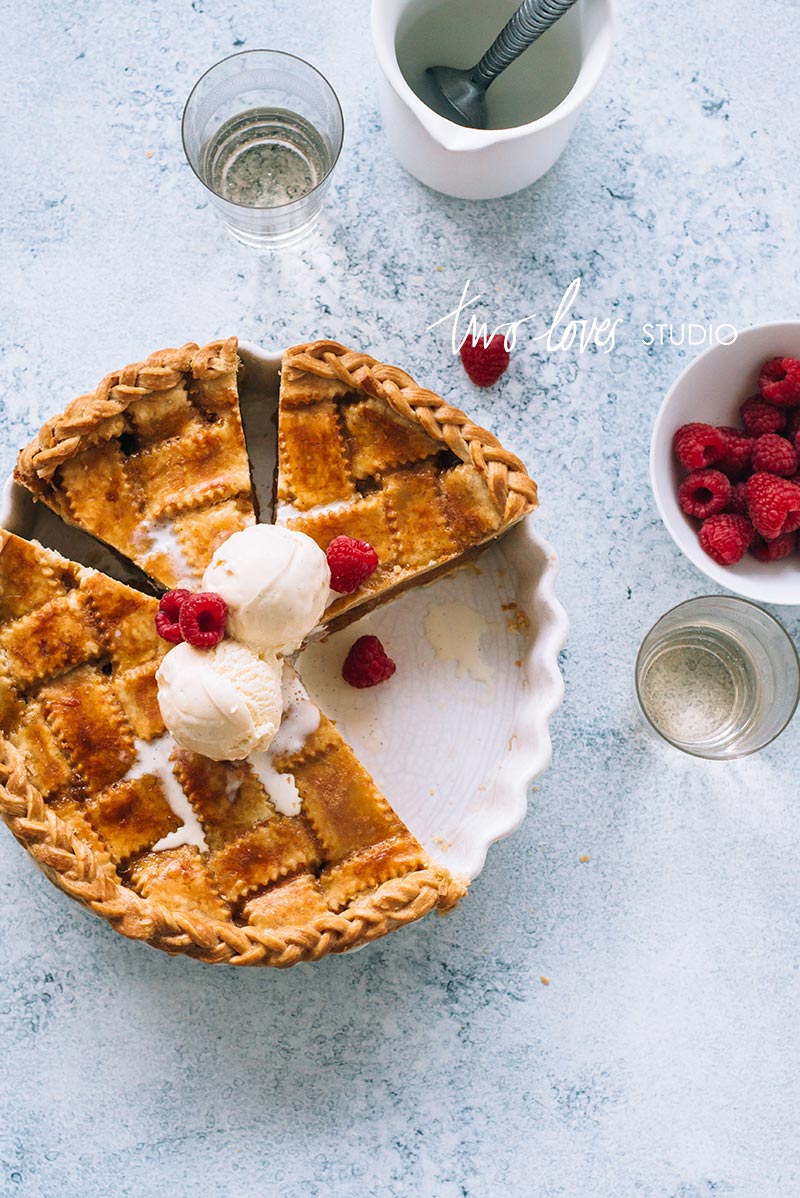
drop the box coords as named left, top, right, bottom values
left=14, top=339, right=255, bottom=589
left=1, top=337, right=537, bottom=966
left=0, top=529, right=464, bottom=963
left=277, top=340, right=538, bottom=628
left=15, top=338, right=538, bottom=626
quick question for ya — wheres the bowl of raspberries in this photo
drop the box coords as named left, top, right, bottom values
left=651, top=322, right=800, bottom=606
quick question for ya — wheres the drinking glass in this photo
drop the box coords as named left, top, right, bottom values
left=182, top=50, right=344, bottom=249
left=635, top=596, right=799, bottom=759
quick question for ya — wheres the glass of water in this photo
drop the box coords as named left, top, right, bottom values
left=635, top=596, right=799, bottom=759
left=182, top=50, right=344, bottom=249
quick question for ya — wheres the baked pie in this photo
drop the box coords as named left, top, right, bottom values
left=277, top=340, right=538, bottom=628
left=0, top=530, right=463, bottom=963
left=15, top=339, right=255, bottom=589
left=2, top=337, right=537, bottom=966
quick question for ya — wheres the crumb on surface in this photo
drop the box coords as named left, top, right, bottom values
left=501, top=600, right=532, bottom=630
left=432, top=835, right=453, bottom=852
left=540, top=976, right=550, bottom=986
left=146, top=150, right=154, bottom=158
left=507, top=608, right=531, bottom=633
left=580, top=854, right=591, bottom=863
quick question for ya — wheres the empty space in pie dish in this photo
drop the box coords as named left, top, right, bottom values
left=0, top=342, right=566, bottom=882
left=297, top=533, right=562, bottom=879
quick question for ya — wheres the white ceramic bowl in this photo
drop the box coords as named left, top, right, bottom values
left=0, top=341, right=568, bottom=880
left=651, top=321, right=800, bottom=607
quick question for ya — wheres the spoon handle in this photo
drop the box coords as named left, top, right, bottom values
left=472, top=0, right=581, bottom=90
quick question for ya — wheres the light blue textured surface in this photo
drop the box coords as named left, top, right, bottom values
left=1, top=1, right=799, bottom=1195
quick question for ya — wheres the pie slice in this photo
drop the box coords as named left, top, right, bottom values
left=0, top=531, right=464, bottom=965
left=276, top=339, right=538, bottom=628
left=14, top=339, right=256, bottom=589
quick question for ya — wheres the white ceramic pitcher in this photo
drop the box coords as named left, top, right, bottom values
left=371, top=0, right=613, bottom=200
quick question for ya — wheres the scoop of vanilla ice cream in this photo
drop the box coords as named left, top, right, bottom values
left=156, top=640, right=283, bottom=761
left=202, top=524, right=330, bottom=656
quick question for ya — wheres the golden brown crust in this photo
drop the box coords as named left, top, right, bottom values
left=16, top=339, right=239, bottom=491
left=1, top=337, right=527, bottom=965
left=14, top=339, right=254, bottom=590
left=277, top=340, right=538, bottom=630
left=0, top=528, right=467, bottom=965
left=0, top=738, right=465, bottom=966
left=280, top=340, right=538, bottom=523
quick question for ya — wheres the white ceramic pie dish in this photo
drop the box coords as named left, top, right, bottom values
left=0, top=341, right=568, bottom=881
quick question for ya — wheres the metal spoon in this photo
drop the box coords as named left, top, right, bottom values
left=426, top=0, right=581, bottom=129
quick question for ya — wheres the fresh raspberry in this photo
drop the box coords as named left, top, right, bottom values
left=677, top=470, right=731, bottom=519
left=751, top=433, right=798, bottom=477
left=155, top=589, right=192, bottom=643
left=178, top=591, right=227, bottom=648
left=341, top=635, right=396, bottom=688
left=745, top=472, right=800, bottom=539
left=740, top=394, right=786, bottom=436
left=460, top=333, right=510, bottom=387
left=726, top=480, right=749, bottom=517
left=698, top=514, right=754, bottom=565
left=759, top=357, right=800, bottom=406
left=715, top=426, right=754, bottom=479
left=326, top=535, right=379, bottom=594
left=673, top=423, right=726, bottom=470
left=750, top=531, right=796, bottom=562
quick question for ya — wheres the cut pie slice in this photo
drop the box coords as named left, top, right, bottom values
left=276, top=339, right=538, bottom=628
left=0, top=530, right=464, bottom=965
left=14, top=339, right=256, bottom=589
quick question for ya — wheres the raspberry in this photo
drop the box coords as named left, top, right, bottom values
left=726, top=480, right=749, bottom=516
left=326, top=535, right=379, bottom=594
left=698, top=513, right=754, bottom=565
left=746, top=472, right=800, bottom=539
left=740, top=395, right=786, bottom=436
left=760, top=357, right=800, bottom=406
left=715, top=426, right=753, bottom=479
left=178, top=591, right=227, bottom=648
left=155, top=589, right=192, bottom=643
left=786, top=508, right=800, bottom=535
left=341, top=635, right=396, bottom=688
left=750, top=531, right=796, bottom=562
left=673, top=423, right=726, bottom=470
left=460, top=333, right=510, bottom=387
left=677, top=470, right=731, bottom=519
left=751, top=433, right=798, bottom=477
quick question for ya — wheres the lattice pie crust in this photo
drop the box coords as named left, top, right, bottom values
left=2, top=338, right=537, bottom=966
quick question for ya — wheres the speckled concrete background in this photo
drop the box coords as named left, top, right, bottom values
left=2, top=1, right=799, bottom=1195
